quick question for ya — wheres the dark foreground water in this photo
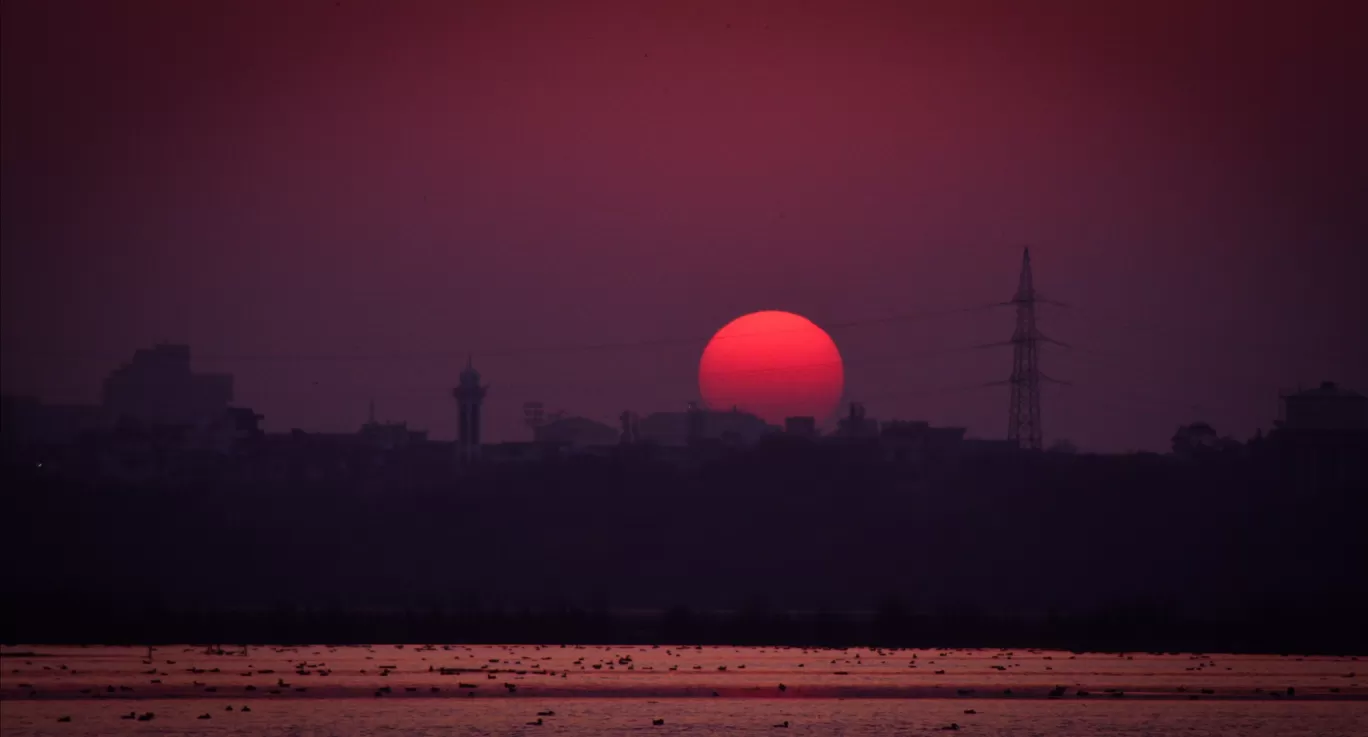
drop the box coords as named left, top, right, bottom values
left=3, top=644, right=1365, bottom=735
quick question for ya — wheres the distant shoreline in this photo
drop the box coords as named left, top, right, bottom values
left=6, top=607, right=1366, bottom=656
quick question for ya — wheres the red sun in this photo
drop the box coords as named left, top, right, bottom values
left=699, top=311, right=844, bottom=426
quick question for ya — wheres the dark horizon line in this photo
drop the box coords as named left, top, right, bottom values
left=8, top=602, right=1367, bottom=656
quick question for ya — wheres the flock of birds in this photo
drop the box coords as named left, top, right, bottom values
left=5, top=643, right=1361, bottom=730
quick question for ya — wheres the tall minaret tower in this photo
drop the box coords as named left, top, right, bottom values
left=453, top=356, right=488, bottom=463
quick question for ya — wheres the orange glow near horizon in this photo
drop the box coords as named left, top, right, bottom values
left=698, top=311, right=844, bottom=426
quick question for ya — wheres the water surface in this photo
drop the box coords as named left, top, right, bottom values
left=3, top=644, right=1364, bottom=735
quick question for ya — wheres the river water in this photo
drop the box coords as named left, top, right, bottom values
left=2, top=644, right=1364, bottom=735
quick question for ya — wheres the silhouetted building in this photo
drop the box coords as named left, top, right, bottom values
left=960, top=438, right=1018, bottom=457
left=686, top=401, right=705, bottom=445
left=1280, top=381, right=1368, bottom=431
left=1273, top=381, right=1368, bottom=491
left=879, top=420, right=966, bottom=465
left=452, top=357, right=487, bottom=464
left=619, top=410, right=640, bottom=444
left=102, top=344, right=232, bottom=427
left=197, top=406, right=265, bottom=454
left=245, top=424, right=449, bottom=486
left=1171, top=421, right=1220, bottom=459
left=784, top=416, right=817, bottom=438
left=4, top=346, right=232, bottom=460
left=81, top=423, right=192, bottom=483
left=835, top=402, right=879, bottom=438
left=1, top=395, right=106, bottom=455
left=638, top=406, right=775, bottom=447
left=359, top=401, right=428, bottom=451
left=523, top=401, right=546, bottom=440
left=484, top=441, right=569, bottom=464
left=534, top=415, right=619, bottom=447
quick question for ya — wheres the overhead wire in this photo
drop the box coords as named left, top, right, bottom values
left=0, top=301, right=1003, bottom=365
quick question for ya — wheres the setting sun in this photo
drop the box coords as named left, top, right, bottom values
left=698, top=311, right=844, bottom=425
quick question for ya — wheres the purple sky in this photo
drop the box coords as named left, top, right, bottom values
left=3, top=0, right=1365, bottom=451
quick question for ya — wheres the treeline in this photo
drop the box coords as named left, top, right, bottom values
left=3, top=447, right=1364, bottom=635
left=7, top=598, right=1367, bottom=655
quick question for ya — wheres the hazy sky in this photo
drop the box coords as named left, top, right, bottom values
left=3, top=0, right=1365, bottom=451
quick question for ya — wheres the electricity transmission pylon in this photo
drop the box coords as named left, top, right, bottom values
left=1008, top=248, right=1043, bottom=450
left=994, top=247, right=1072, bottom=450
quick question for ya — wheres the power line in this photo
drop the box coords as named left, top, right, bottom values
left=1047, top=303, right=1364, bottom=364
left=1051, top=382, right=1253, bottom=418
left=673, top=380, right=998, bottom=413
left=1049, top=343, right=1282, bottom=400
left=0, top=302, right=1002, bottom=366
left=305, top=344, right=997, bottom=398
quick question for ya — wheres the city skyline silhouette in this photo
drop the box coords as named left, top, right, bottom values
left=3, top=4, right=1367, bottom=732
left=2, top=256, right=1360, bottom=453
left=3, top=1, right=1365, bottom=453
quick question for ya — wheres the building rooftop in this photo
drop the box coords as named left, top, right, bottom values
left=1287, top=381, right=1364, bottom=399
